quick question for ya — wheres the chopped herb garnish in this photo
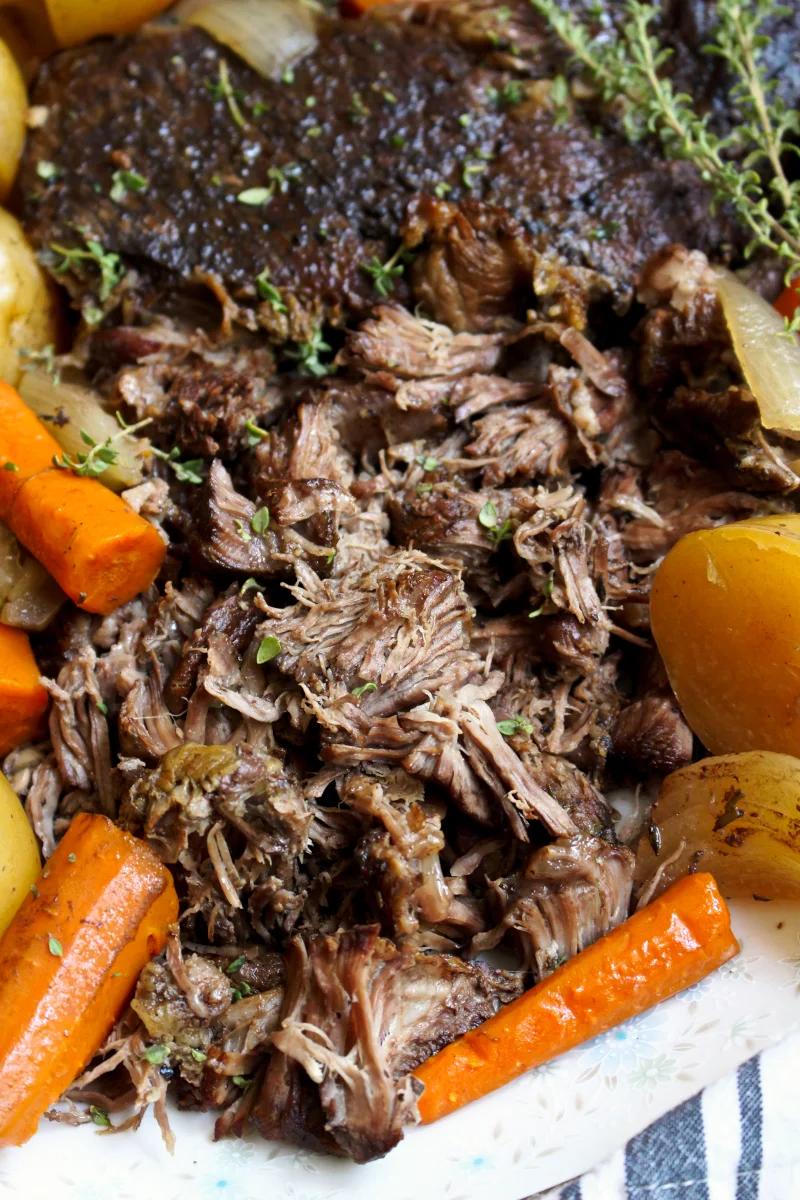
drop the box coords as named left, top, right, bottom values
left=96, top=699, right=108, bottom=715
left=462, top=159, right=488, bottom=190
left=240, top=577, right=261, bottom=595
left=49, top=231, right=125, bottom=302
left=67, top=853, right=76, bottom=862
left=256, top=267, right=287, bottom=313
left=361, top=245, right=407, bottom=297
left=110, top=168, right=148, bottom=203
left=231, top=981, right=252, bottom=1001
left=286, top=328, right=333, bottom=378
left=458, top=113, right=472, bottom=127
left=478, top=499, right=513, bottom=545
left=326, top=550, right=336, bottom=564
left=251, top=100, right=269, bottom=117
left=256, top=635, right=281, bottom=664
left=143, top=1043, right=168, bottom=1065
left=305, top=96, right=316, bottom=108
left=382, top=90, right=397, bottom=104
left=151, top=446, right=205, bottom=485
left=84, top=306, right=104, bottom=326
left=391, top=133, right=406, bottom=147
left=349, top=92, right=369, bottom=124
left=232, top=1075, right=253, bottom=1091
left=48, top=936, right=63, bottom=957
left=191, top=1048, right=208, bottom=1063
left=528, top=570, right=555, bottom=618
left=251, top=506, right=270, bottom=534
left=37, top=160, right=64, bottom=181
left=496, top=715, right=534, bottom=737
left=306, top=125, right=323, bottom=138
left=550, top=74, right=571, bottom=126
left=416, top=455, right=439, bottom=472
left=89, top=1106, right=112, bottom=1128
left=19, top=343, right=60, bottom=384
left=237, top=186, right=272, bottom=206
left=245, top=417, right=269, bottom=446
left=589, top=220, right=621, bottom=241
left=490, top=80, right=525, bottom=109
left=3, top=462, right=18, bottom=472
left=226, top=955, right=247, bottom=975
left=267, top=164, right=297, bottom=193
left=206, top=58, right=247, bottom=129
left=352, top=681, right=378, bottom=698
left=52, top=412, right=152, bottom=480
left=434, top=181, right=452, bottom=199
left=234, top=518, right=252, bottom=543
left=416, top=482, right=433, bottom=494
left=281, top=66, right=295, bottom=84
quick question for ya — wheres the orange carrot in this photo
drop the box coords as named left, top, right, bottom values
left=0, top=379, right=63, bottom=519
left=0, top=812, right=177, bottom=1146
left=775, top=279, right=800, bottom=323
left=0, top=381, right=166, bottom=613
left=0, top=625, right=49, bottom=756
left=414, top=873, right=738, bottom=1123
left=339, top=0, right=404, bottom=15
left=11, top=468, right=166, bottom=613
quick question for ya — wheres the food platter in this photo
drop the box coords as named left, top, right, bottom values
left=5, top=898, right=799, bottom=1200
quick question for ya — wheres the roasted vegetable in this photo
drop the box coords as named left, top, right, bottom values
left=0, top=771, right=39, bottom=937
left=182, top=0, right=319, bottom=82
left=651, top=514, right=800, bottom=756
left=13, top=0, right=173, bottom=49
left=414, top=873, right=737, bottom=1123
left=0, top=521, right=65, bottom=631
left=19, top=368, right=148, bottom=492
left=0, top=381, right=166, bottom=614
left=0, top=812, right=178, bottom=1147
left=0, top=625, right=48, bottom=756
left=0, top=39, right=26, bottom=201
left=0, top=210, right=59, bottom=388
left=635, top=751, right=800, bottom=902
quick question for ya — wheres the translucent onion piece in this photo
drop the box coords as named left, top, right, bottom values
left=0, top=39, right=27, bottom=202
left=0, top=521, right=65, bottom=631
left=184, top=0, right=319, bottom=82
left=0, top=210, right=59, bottom=388
left=715, top=265, right=800, bottom=433
left=18, top=368, right=149, bottom=492
left=635, top=751, right=800, bottom=902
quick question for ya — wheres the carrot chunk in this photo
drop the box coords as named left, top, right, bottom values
left=0, top=625, right=49, bottom=755
left=0, top=379, right=63, bottom=519
left=10, top=468, right=166, bottom=613
left=414, top=873, right=738, bottom=1123
left=0, top=812, right=178, bottom=1147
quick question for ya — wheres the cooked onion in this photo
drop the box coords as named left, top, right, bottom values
left=179, top=0, right=320, bottom=82
left=0, top=209, right=59, bottom=388
left=715, top=265, right=800, bottom=433
left=18, top=367, right=150, bottom=491
left=0, top=522, right=65, bottom=631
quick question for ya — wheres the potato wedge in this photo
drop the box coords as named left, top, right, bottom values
left=635, top=751, right=800, bottom=901
left=0, top=37, right=27, bottom=202
left=0, top=209, right=59, bottom=387
left=651, top=514, right=800, bottom=756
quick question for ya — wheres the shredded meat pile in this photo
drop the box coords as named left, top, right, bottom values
left=9, top=0, right=798, bottom=1167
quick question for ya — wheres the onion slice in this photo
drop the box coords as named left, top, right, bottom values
left=178, top=0, right=320, bottom=82
left=0, top=522, right=65, bottom=632
left=18, top=368, right=150, bottom=492
left=714, top=265, right=800, bottom=433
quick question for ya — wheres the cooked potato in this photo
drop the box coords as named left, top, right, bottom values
left=0, top=37, right=27, bottom=201
left=0, top=209, right=59, bottom=387
left=635, top=751, right=800, bottom=901
left=651, top=514, right=800, bottom=756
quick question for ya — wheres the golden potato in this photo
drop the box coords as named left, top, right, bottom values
left=0, top=208, right=59, bottom=386
left=0, top=37, right=27, bottom=201
left=651, top=514, right=800, bottom=756
left=635, top=751, right=800, bottom=901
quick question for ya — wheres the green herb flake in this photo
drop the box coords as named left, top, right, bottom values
left=281, top=66, right=295, bottom=84
left=151, top=446, right=205, bottom=485
left=37, top=161, right=64, bottom=182
left=232, top=1075, right=253, bottom=1091
left=49, top=231, right=125, bottom=302
left=226, top=955, right=247, bottom=975
left=352, top=681, right=378, bottom=698
left=391, top=133, right=406, bottom=148
left=67, top=853, right=76, bottom=863
left=110, top=168, right=149, bottom=203
left=461, top=160, right=488, bottom=190
left=206, top=58, right=247, bottom=129
left=382, top=90, right=397, bottom=104
left=234, top=518, right=252, bottom=543
left=306, top=125, right=323, bottom=138
left=256, top=635, right=281, bottom=664
left=349, top=92, right=369, bottom=124
left=458, top=113, right=472, bottom=127
left=478, top=499, right=513, bottom=545
left=89, top=1106, right=112, bottom=1128
left=251, top=507, right=270, bottom=534
left=433, top=181, right=452, bottom=199
left=48, top=936, right=63, bottom=957
left=361, top=246, right=408, bottom=297
left=256, top=267, right=287, bottom=313
left=95, top=699, right=108, bottom=715
left=237, top=186, right=273, bottom=206
left=496, top=714, right=534, bottom=738
left=550, top=73, right=571, bottom=126
left=19, top=342, right=61, bottom=384
left=240, top=577, right=261, bottom=595
left=416, top=482, right=433, bottom=495
left=416, top=455, right=440, bottom=472
left=286, top=328, right=333, bottom=378
left=143, top=1043, right=168, bottom=1065
left=191, top=1048, right=208, bottom=1063
left=3, top=461, right=18, bottom=472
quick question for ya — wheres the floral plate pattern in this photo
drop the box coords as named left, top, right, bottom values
left=3, top=898, right=799, bottom=1200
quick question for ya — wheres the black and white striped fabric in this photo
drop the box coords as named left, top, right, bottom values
left=534, top=1030, right=800, bottom=1200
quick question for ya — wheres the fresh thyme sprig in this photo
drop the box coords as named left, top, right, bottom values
left=49, top=230, right=125, bottom=301
left=530, top=0, right=800, bottom=280
left=286, top=328, right=333, bottom=377
left=52, top=411, right=152, bottom=479
left=361, top=245, right=409, bottom=297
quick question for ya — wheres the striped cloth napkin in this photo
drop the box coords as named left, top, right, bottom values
left=534, top=1029, right=800, bottom=1200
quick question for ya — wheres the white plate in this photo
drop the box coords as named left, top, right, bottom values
left=4, top=898, right=800, bottom=1200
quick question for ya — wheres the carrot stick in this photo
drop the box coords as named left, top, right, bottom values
left=11, top=468, right=166, bottom=613
left=0, top=624, right=49, bottom=755
left=0, top=380, right=166, bottom=613
left=0, top=379, right=63, bottom=519
left=0, top=812, right=178, bottom=1146
left=414, top=873, right=738, bottom=1123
